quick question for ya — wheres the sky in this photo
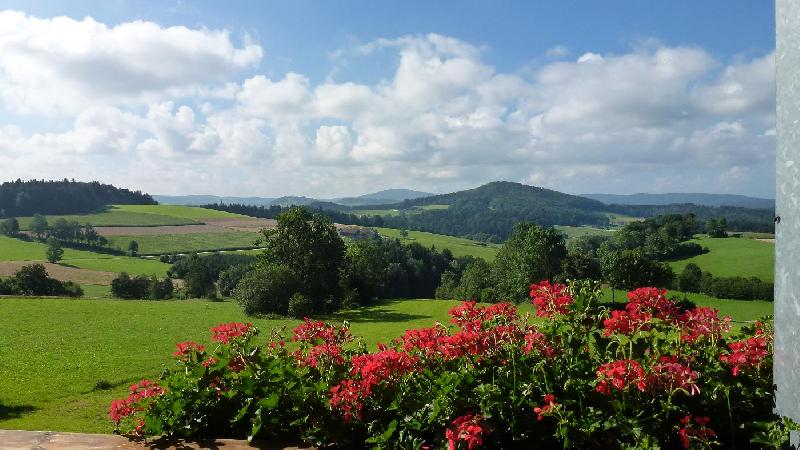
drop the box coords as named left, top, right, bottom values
left=0, top=1, right=776, bottom=198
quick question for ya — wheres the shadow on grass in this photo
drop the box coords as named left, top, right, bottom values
left=327, top=299, right=430, bottom=323
left=0, top=403, right=36, bottom=420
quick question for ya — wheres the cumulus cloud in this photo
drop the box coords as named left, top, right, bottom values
left=0, top=10, right=261, bottom=115
left=0, top=15, right=777, bottom=197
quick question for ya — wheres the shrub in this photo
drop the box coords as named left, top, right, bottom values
left=233, top=263, right=301, bottom=315
left=110, top=282, right=792, bottom=448
left=287, top=293, right=314, bottom=318
left=217, top=264, right=252, bottom=297
left=111, top=272, right=173, bottom=300
left=6, top=264, right=81, bottom=297
left=678, top=263, right=703, bottom=292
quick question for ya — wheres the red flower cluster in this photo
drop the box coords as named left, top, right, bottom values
left=678, top=307, right=731, bottom=343
left=626, top=287, right=678, bottom=321
left=595, top=359, right=647, bottom=395
left=293, top=318, right=352, bottom=345
left=330, top=349, right=420, bottom=421
left=108, top=379, right=165, bottom=424
left=330, top=379, right=364, bottom=422
left=522, top=329, right=559, bottom=358
left=720, top=335, right=769, bottom=376
left=293, top=319, right=352, bottom=368
left=677, top=415, right=716, bottom=449
left=533, top=394, right=559, bottom=421
left=648, top=356, right=699, bottom=395
left=397, top=303, right=524, bottom=361
left=530, top=281, right=572, bottom=318
left=449, top=302, right=518, bottom=332
left=210, top=322, right=253, bottom=344
left=603, top=309, right=652, bottom=336
left=172, top=341, right=205, bottom=361
left=445, top=413, right=487, bottom=450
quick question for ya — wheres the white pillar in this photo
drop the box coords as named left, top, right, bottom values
left=775, top=0, right=800, bottom=425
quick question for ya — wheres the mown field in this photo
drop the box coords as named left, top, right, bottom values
left=555, top=225, right=616, bottom=239
left=376, top=227, right=500, bottom=260
left=15, top=204, right=244, bottom=230
left=0, top=294, right=771, bottom=434
left=669, top=235, right=775, bottom=282
left=106, top=231, right=261, bottom=255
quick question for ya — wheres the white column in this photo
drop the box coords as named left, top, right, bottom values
left=775, top=0, right=800, bottom=424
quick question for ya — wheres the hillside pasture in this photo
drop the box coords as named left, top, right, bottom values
left=16, top=208, right=197, bottom=230
left=106, top=231, right=261, bottom=256
left=376, top=227, right=500, bottom=260
left=0, top=294, right=772, bottom=434
left=555, top=225, right=616, bottom=239
left=669, top=235, right=774, bottom=282
left=112, top=204, right=247, bottom=220
left=0, top=261, right=118, bottom=285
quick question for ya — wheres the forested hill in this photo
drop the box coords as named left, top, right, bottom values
left=351, top=181, right=612, bottom=239
left=0, top=179, right=156, bottom=217
left=583, top=192, right=774, bottom=209
left=205, top=181, right=776, bottom=239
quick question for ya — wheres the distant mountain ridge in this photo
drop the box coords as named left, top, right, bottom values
left=155, top=188, right=433, bottom=208
left=583, top=192, right=774, bottom=209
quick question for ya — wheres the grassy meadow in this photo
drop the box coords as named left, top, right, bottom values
left=17, top=208, right=196, bottom=229
left=555, top=225, right=616, bottom=239
left=112, top=204, right=246, bottom=220
left=0, top=294, right=770, bottom=433
left=669, top=235, right=775, bottom=282
left=107, top=231, right=261, bottom=255
left=376, top=227, right=500, bottom=260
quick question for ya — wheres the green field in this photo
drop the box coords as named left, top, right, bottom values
left=0, top=235, right=102, bottom=261
left=669, top=235, right=775, bottom=282
left=555, top=225, right=616, bottom=239
left=0, top=295, right=771, bottom=433
left=107, top=232, right=261, bottom=256
left=112, top=204, right=246, bottom=220
left=0, top=235, right=171, bottom=276
left=66, top=257, right=171, bottom=277
left=606, top=213, right=642, bottom=227
left=355, top=208, right=401, bottom=217
left=17, top=208, right=197, bottom=230
left=376, top=227, right=500, bottom=260
left=15, top=205, right=244, bottom=230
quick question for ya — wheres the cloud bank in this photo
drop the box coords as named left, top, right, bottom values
left=0, top=11, right=776, bottom=197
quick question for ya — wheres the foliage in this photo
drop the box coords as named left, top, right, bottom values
left=342, top=237, right=455, bottom=305
left=705, top=218, right=728, bottom=238
left=3, top=263, right=82, bottom=297
left=0, top=179, right=155, bottom=217
left=258, top=207, right=345, bottom=312
left=127, top=240, right=139, bottom=257
left=233, top=263, right=301, bottom=316
left=182, top=254, right=218, bottom=299
left=287, top=293, right=314, bottom=318
left=110, top=272, right=173, bottom=300
left=111, top=283, right=788, bottom=448
left=217, top=264, right=253, bottom=297
left=492, top=223, right=567, bottom=302
left=0, top=217, right=19, bottom=235
left=45, top=237, right=64, bottom=263
left=599, top=247, right=674, bottom=291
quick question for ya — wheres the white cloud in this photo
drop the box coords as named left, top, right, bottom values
left=0, top=17, right=777, bottom=197
left=0, top=10, right=261, bottom=115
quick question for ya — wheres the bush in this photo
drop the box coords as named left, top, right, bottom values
left=710, top=276, right=774, bottom=301
left=111, top=272, right=173, bottom=300
left=678, top=263, right=703, bottom=293
left=233, top=263, right=301, bottom=315
left=287, top=293, right=314, bottom=319
left=217, top=264, right=252, bottom=297
left=5, top=263, right=82, bottom=297
left=110, top=282, right=791, bottom=448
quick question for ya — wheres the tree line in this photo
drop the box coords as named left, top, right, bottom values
left=0, top=179, right=156, bottom=217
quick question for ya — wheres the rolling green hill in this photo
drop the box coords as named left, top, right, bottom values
left=376, top=227, right=500, bottom=260
left=669, top=235, right=774, bottom=282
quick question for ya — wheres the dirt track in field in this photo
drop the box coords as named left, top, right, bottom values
left=0, top=261, right=118, bottom=285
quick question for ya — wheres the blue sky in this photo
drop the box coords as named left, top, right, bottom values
left=0, top=1, right=777, bottom=197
